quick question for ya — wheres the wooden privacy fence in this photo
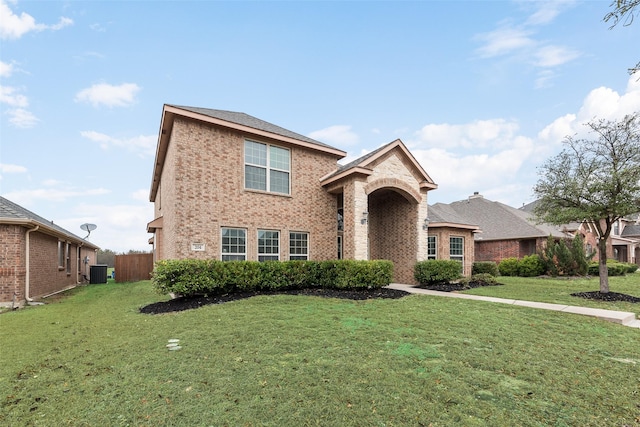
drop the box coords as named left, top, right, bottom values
left=114, top=253, right=154, bottom=282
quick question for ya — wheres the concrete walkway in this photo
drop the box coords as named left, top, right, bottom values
left=387, top=283, right=640, bottom=329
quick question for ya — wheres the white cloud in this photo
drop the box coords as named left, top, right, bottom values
left=525, top=0, right=576, bottom=26
left=0, top=85, right=28, bottom=107
left=131, top=189, right=149, bottom=202
left=473, top=3, right=580, bottom=88
left=308, top=125, right=359, bottom=146
left=55, top=202, right=154, bottom=252
left=474, top=27, right=535, bottom=58
left=80, top=130, right=157, bottom=157
left=415, top=119, right=521, bottom=150
left=533, top=45, right=580, bottom=67
left=419, top=73, right=640, bottom=206
left=0, top=0, right=73, bottom=40
left=75, top=82, right=141, bottom=108
left=7, top=108, right=38, bottom=128
left=0, top=60, right=14, bottom=77
left=0, top=163, right=27, bottom=174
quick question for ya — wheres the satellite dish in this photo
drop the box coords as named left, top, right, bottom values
left=80, top=223, right=97, bottom=239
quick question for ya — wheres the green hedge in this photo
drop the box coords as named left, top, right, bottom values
left=414, top=260, right=462, bottom=286
left=498, top=255, right=545, bottom=277
left=472, top=261, right=499, bottom=276
left=152, top=259, right=394, bottom=296
left=588, top=260, right=639, bottom=277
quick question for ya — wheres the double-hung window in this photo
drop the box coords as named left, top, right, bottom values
left=258, top=230, right=279, bottom=261
left=289, top=232, right=309, bottom=260
left=449, top=236, right=464, bottom=263
left=427, top=236, right=437, bottom=260
left=58, top=241, right=68, bottom=270
left=245, top=140, right=290, bottom=194
left=221, top=228, right=246, bottom=261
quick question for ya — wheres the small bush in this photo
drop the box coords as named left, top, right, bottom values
left=472, top=261, right=499, bottom=276
left=414, top=260, right=462, bottom=286
left=459, top=273, right=498, bottom=286
left=518, top=254, right=545, bottom=277
left=498, top=258, right=520, bottom=277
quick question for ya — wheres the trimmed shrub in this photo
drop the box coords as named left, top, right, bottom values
left=588, top=260, right=638, bottom=276
left=459, top=273, right=498, bottom=287
left=472, top=261, right=499, bottom=277
left=498, top=257, right=520, bottom=277
left=414, top=260, right=462, bottom=286
left=151, top=259, right=393, bottom=296
left=518, top=254, right=545, bottom=277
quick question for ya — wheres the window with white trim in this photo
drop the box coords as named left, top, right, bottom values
left=244, top=140, right=290, bottom=194
left=258, top=230, right=279, bottom=261
left=289, top=232, right=309, bottom=260
left=58, top=241, right=67, bottom=269
left=450, top=236, right=464, bottom=263
left=221, top=228, right=246, bottom=261
left=427, top=236, right=437, bottom=260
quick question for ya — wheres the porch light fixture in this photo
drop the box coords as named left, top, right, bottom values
left=361, top=211, right=369, bottom=225
left=422, top=217, right=430, bottom=230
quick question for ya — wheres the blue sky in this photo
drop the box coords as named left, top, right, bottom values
left=1, top=0, right=639, bottom=252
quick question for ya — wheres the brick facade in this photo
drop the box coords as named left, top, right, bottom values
left=153, top=117, right=341, bottom=262
left=149, top=107, right=443, bottom=286
left=0, top=223, right=98, bottom=307
left=427, top=227, right=476, bottom=276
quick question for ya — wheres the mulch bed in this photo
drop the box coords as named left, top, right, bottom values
left=140, top=282, right=640, bottom=315
left=140, top=287, right=409, bottom=315
left=570, top=291, right=640, bottom=303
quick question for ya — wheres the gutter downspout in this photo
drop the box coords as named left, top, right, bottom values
left=25, top=225, right=39, bottom=303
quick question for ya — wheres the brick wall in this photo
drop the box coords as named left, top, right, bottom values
left=0, top=224, right=25, bottom=305
left=1, top=226, right=95, bottom=306
left=369, top=190, right=417, bottom=284
left=155, top=118, right=341, bottom=262
left=428, top=227, right=475, bottom=276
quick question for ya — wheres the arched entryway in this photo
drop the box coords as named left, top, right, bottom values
left=367, top=187, right=419, bottom=284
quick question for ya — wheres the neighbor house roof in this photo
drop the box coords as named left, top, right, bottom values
left=428, top=203, right=480, bottom=231
left=320, top=139, right=438, bottom=191
left=621, top=224, right=640, bottom=238
left=439, top=194, right=570, bottom=241
left=150, top=104, right=347, bottom=201
left=0, top=196, right=99, bottom=249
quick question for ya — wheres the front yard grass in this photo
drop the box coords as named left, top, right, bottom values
left=462, top=274, right=640, bottom=317
left=1, top=280, right=639, bottom=426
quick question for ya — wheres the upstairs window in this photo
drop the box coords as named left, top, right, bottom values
left=245, top=140, right=290, bottom=194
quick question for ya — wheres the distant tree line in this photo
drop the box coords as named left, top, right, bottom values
left=97, top=249, right=151, bottom=267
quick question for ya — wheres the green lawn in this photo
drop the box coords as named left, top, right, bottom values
left=462, top=274, right=640, bottom=317
left=1, top=280, right=639, bottom=426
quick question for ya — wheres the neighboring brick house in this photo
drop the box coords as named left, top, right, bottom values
left=431, top=193, right=573, bottom=265
left=0, top=196, right=99, bottom=308
left=611, top=216, right=640, bottom=265
left=147, top=104, right=454, bottom=284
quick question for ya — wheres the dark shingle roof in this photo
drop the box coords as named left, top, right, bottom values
left=169, top=105, right=340, bottom=151
left=429, top=203, right=477, bottom=227
left=0, top=196, right=97, bottom=245
left=621, top=224, right=640, bottom=237
left=437, top=195, right=569, bottom=241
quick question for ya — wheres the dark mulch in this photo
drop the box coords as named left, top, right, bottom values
left=418, top=281, right=503, bottom=292
left=140, top=287, right=410, bottom=315
left=570, top=291, right=640, bottom=303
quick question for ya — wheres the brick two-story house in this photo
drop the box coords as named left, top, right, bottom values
left=0, top=196, right=99, bottom=308
left=147, top=105, right=447, bottom=284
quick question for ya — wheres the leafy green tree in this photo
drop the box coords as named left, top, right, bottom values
left=534, top=113, right=640, bottom=293
left=604, top=0, right=640, bottom=74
